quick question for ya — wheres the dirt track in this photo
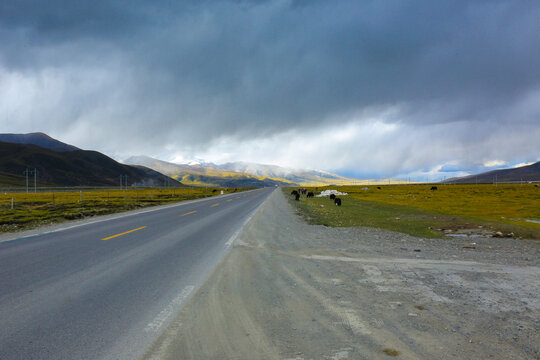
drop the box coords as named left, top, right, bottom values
left=141, top=190, right=540, bottom=360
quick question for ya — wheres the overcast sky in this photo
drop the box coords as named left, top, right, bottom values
left=1, top=0, right=539, bottom=180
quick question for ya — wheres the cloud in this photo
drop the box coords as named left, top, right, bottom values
left=1, top=0, right=539, bottom=179
left=483, top=160, right=507, bottom=168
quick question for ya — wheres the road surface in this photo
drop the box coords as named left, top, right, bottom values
left=0, top=187, right=274, bottom=360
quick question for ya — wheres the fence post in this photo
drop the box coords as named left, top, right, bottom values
left=80, top=190, right=82, bottom=202
left=11, top=198, right=14, bottom=210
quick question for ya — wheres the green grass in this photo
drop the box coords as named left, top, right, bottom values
left=0, top=187, right=251, bottom=233
left=285, top=184, right=540, bottom=239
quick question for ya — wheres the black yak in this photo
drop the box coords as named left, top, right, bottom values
left=334, top=197, right=342, bottom=206
left=330, top=194, right=336, bottom=200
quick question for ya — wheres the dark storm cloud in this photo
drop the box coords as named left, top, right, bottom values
left=1, top=0, right=539, bottom=175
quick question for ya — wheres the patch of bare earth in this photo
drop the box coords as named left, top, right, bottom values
left=142, top=190, right=540, bottom=360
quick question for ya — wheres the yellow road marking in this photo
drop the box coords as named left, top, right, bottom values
left=101, top=226, right=147, bottom=241
left=211, top=203, right=220, bottom=207
left=180, top=210, right=197, bottom=217
left=226, top=199, right=232, bottom=202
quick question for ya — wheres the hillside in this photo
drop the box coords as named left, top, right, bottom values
left=0, top=132, right=79, bottom=152
left=0, top=142, right=182, bottom=187
left=444, top=161, right=540, bottom=184
left=125, top=156, right=293, bottom=187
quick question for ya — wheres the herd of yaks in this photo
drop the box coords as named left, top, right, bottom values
left=291, top=189, right=342, bottom=206
left=291, top=185, right=443, bottom=206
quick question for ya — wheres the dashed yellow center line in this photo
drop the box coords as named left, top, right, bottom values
left=210, top=203, right=220, bottom=207
left=226, top=199, right=232, bottom=202
left=180, top=210, right=197, bottom=217
left=101, top=226, right=147, bottom=241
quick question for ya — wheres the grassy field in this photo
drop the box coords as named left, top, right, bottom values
left=0, top=187, right=249, bottom=233
left=285, top=184, right=540, bottom=239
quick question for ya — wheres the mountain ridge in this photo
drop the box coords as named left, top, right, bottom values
left=124, top=156, right=292, bottom=187
left=0, top=132, right=80, bottom=152
left=443, top=161, right=540, bottom=184
left=0, top=141, right=181, bottom=187
left=125, top=155, right=362, bottom=186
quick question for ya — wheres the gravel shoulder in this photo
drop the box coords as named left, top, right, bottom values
left=141, top=190, right=540, bottom=360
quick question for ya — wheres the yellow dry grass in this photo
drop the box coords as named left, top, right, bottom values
left=0, top=187, right=247, bottom=232
left=287, top=183, right=540, bottom=239
left=337, top=183, right=540, bottom=230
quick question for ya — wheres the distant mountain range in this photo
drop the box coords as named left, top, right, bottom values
left=0, top=132, right=379, bottom=188
left=124, top=156, right=293, bottom=187
left=0, top=133, right=180, bottom=187
left=443, top=161, right=540, bottom=184
left=125, top=156, right=361, bottom=187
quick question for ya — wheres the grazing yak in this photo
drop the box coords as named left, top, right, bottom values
left=334, top=197, right=342, bottom=206
left=377, top=186, right=381, bottom=190
left=307, top=191, right=314, bottom=198
left=291, top=190, right=299, bottom=196
left=329, top=193, right=336, bottom=200
left=430, top=186, right=438, bottom=191
left=295, top=193, right=300, bottom=201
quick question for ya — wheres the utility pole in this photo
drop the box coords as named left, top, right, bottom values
left=23, top=168, right=30, bottom=193
left=120, top=175, right=123, bottom=190
left=33, top=168, right=38, bottom=193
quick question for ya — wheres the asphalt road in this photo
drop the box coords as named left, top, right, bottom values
left=0, top=187, right=274, bottom=360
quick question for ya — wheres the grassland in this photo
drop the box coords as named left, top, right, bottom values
left=286, top=184, right=540, bottom=239
left=0, top=187, right=248, bottom=233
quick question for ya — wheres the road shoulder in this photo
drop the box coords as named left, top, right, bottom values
left=141, top=190, right=540, bottom=360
